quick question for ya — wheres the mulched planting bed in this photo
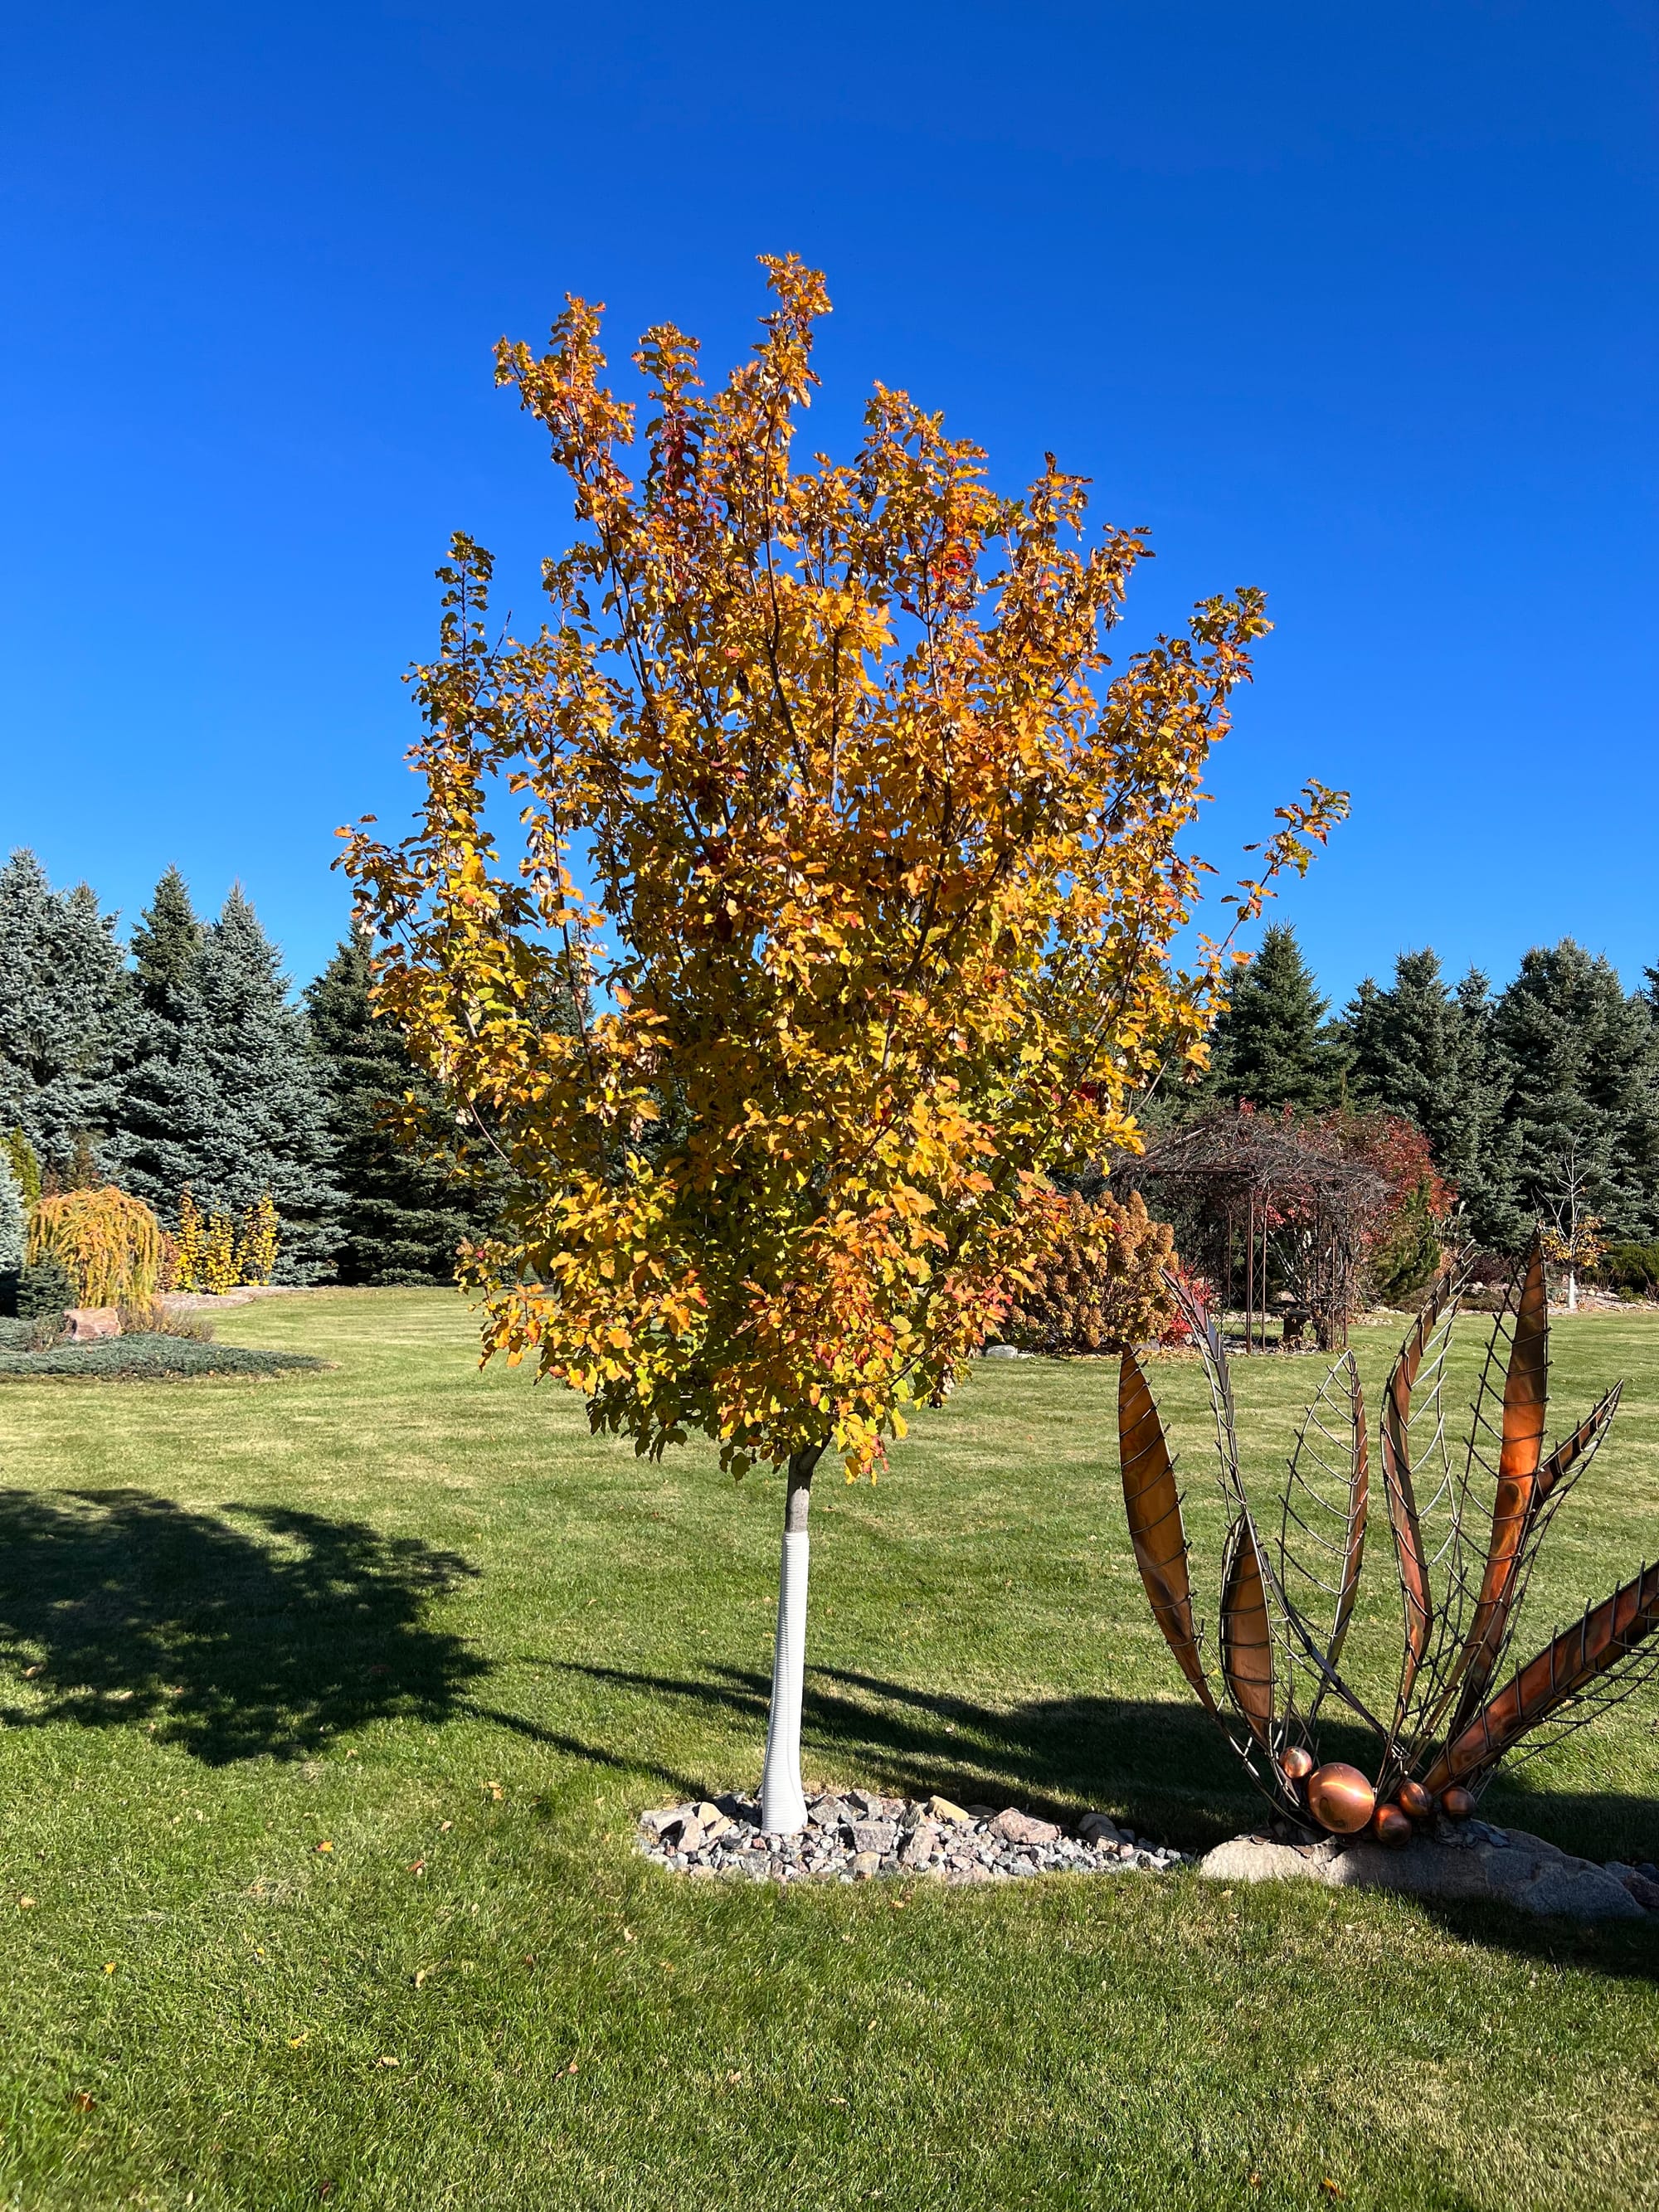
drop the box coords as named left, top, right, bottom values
left=640, top=1788, right=1190, bottom=1883
left=0, top=1333, right=326, bottom=1380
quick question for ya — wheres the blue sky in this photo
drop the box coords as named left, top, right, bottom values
left=3, top=2, right=1655, bottom=1005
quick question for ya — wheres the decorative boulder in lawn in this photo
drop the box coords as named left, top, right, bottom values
left=64, top=1307, right=121, bottom=1340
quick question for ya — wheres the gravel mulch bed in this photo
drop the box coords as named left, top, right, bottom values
left=639, top=1789, right=1190, bottom=1884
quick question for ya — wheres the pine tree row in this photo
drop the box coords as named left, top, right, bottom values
left=1197, top=923, right=1659, bottom=1250
left=0, top=851, right=494, bottom=1285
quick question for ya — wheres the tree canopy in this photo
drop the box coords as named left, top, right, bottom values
left=344, top=255, right=1343, bottom=1480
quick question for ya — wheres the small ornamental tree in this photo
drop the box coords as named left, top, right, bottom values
left=29, top=1188, right=162, bottom=1308
left=343, top=260, right=1344, bottom=1830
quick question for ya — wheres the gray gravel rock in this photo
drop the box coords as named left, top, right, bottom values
left=636, top=1792, right=1188, bottom=1886
left=992, top=1808, right=1061, bottom=1847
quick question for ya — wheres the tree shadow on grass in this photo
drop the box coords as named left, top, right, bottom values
left=554, top=1655, right=1264, bottom=1846
left=557, top=1655, right=1659, bottom=1973
left=0, top=1488, right=490, bottom=1762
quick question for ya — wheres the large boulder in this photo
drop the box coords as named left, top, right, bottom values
left=1198, top=1822, right=1647, bottom=1922
left=64, top=1307, right=120, bottom=1341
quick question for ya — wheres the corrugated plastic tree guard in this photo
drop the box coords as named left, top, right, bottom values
left=1117, top=1234, right=1659, bottom=1834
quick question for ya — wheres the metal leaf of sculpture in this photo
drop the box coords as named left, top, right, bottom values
left=1117, top=1234, right=1659, bottom=1840
left=1424, top=1561, right=1659, bottom=1795
left=1379, top=1273, right=1452, bottom=1733
left=1118, top=1350, right=1216, bottom=1712
left=1449, top=1242, right=1549, bottom=1729
left=1220, top=1519, right=1275, bottom=1745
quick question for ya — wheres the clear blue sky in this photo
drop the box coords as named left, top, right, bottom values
left=4, top=2, right=1655, bottom=1004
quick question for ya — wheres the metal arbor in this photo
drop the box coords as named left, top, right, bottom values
left=1126, top=1111, right=1389, bottom=1354
left=1117, top=1237, right=1659, bottom=1841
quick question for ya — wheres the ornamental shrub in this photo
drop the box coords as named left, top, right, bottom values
left=1008, top=1190, right=1178, bottom=1354
left=201, top=1210, right=238, bottom=1296
left=173, top=1189, right=207, bottom=1291
left=1369, top=1177, right=1446, bottom=1307
left=29, top=1188, right=163, bottom=1307
left=236, top=1194, right=280, bottom=1286
left=5, top=1128, right=40, bottom=1209
left=17, top=1254, right=75, bottom=1320
left=1602, top=1240, right=1659, bottom=1296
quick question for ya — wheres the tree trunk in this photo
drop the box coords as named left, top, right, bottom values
left=760, top=1446, right=822, bottom=1833
left=1567, top=1267, right=1578, bottom=1313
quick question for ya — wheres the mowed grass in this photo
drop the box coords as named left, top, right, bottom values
left=0, top=1293, right=1656, bottom=2210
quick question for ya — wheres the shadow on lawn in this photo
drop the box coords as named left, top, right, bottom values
left=0, top=1488, right=489, bottom=1762
left=556, top=1656, right=1659, bottom=1874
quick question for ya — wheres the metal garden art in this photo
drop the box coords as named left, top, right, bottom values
left=1118, top=1237, right=1659, bottom=1845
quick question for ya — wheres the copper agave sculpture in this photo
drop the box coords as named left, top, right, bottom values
left=1119, top=1237, right=1659, bottom=1841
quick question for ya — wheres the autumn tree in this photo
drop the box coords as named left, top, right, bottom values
left=343, top=260, right=1343, bottom=1830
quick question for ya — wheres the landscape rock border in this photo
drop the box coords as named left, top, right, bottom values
left=639, top=1791, right=1189, bottom=1884
left=1198, top=1816, right=1659, bottom=1923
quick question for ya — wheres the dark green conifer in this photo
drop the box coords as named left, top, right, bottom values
left=1343, top=950, right=1515, bottom=1245
left=1491, top=941, right=1659, bottom=1244
left=1201, top=923, right=1349, bottom=1113
left=304, top=929, right=497, bottom=1285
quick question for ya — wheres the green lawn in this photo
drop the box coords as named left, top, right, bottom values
left=0, top=1291, right=1656, bottom=2210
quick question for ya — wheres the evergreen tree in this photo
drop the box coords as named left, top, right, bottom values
left=1343, top=950, right=1516, bottom=1245
left=129, top=864, right=205, bottom=1012
left=0, top=850, right=128, bottom=1176
left=1200, top=923, right=1349, bottom=1113
left=305, top=928, right=497, bottom=1284
left=1490, top=940, right=1659, bottom=1245
left=0, top=1153, right=24, bottom=1290
left=107, top=887, right=343, bottom=1281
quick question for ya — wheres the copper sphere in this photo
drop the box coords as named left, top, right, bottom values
left=1279, top=1746, right=1316, bottom=1783
left=1306, top=1762, right=1376, bottom=1835
left=1440, top=1784, right=1476, bottom=1821
left=1397, top=1779, right=1434, bottom=1821
left=1373, top=1802, right=1413, bottom=1848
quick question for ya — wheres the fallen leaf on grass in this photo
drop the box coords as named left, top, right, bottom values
left=408, top=1860, right=426, bottom=1875
left=314, top=1842, right=333, bottom=1855
left=103, top=1963, right=115, bottom=1975
left=1321, top=2185, right=1345, bottom=2200
left=484, top=1782, right=505, bottom=1802
left=21, top=1665, right=41, bottom=1680
left=377, top=2056, right=399, bottom=2068
left=288, top=2035, right=309, bottom=2049
left=17, top=1898, right=35, bottom=1910
left=439, top=1821, right=454, bottom=1833
left=70, top=2093, right=95, bottom=2112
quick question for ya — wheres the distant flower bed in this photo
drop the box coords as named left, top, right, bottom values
left=0, top=1333, right=324, bottom=1381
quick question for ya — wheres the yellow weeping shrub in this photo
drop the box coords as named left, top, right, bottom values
left=29, top=1188, right=163, bottom=1309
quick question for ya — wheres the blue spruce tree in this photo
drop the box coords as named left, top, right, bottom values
left=109, top=882, right=343, bottom=1281
left=0, top=849, right=129, bottom=1177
